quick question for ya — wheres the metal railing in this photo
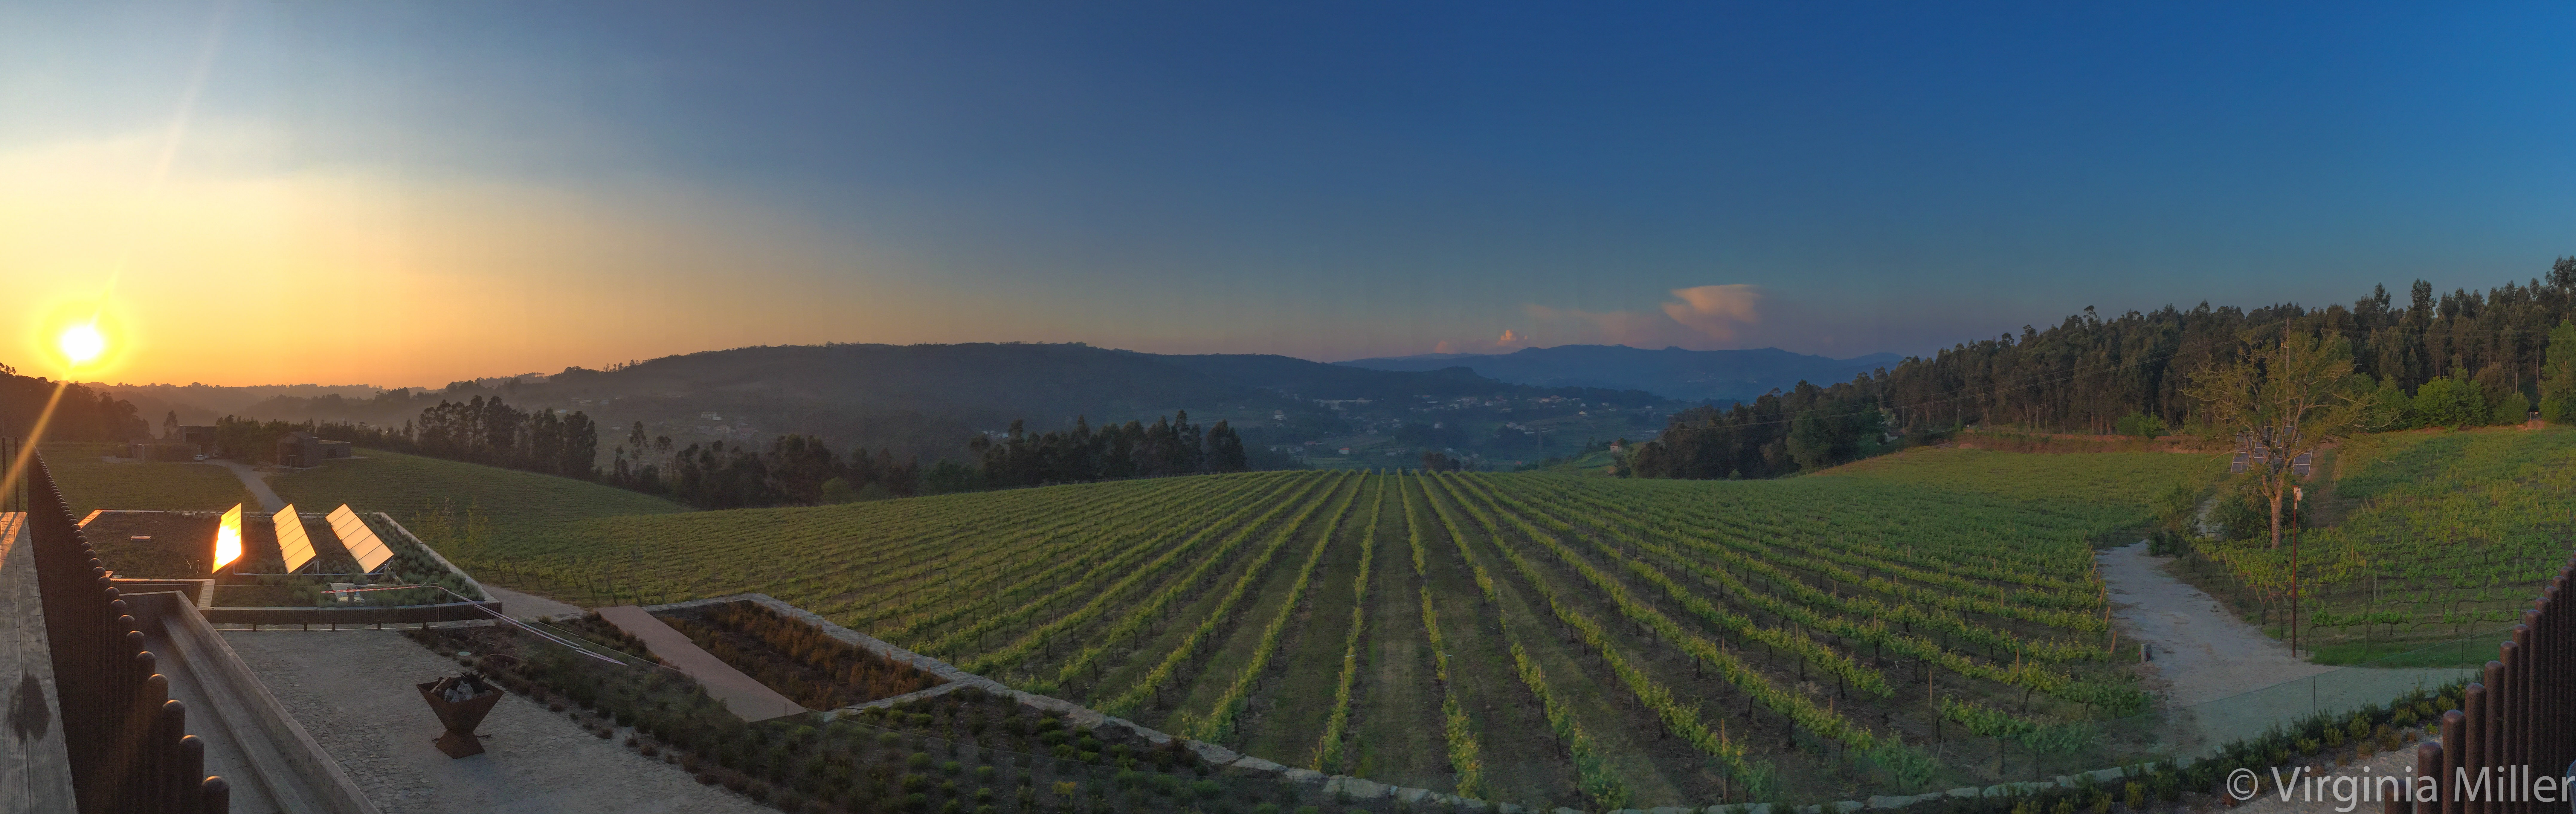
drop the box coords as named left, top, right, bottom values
left=14, top=442, right=231, bottom=814
left=2399, top=555, right=2573, bottom=814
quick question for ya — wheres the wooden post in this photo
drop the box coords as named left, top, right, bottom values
left=2442, top=708, right=2465, bottom=814
left=2412, top=740, right=2443, bottom=814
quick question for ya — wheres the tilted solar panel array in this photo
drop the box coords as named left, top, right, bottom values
left=272, top=505, right=318, bottom=573
left=327, top=504, right=396, bottom=574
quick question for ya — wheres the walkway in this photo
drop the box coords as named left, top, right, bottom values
left=481, top=585, right=583, bottom=621
left=210, top=460, right=287, bottom=512
left=595, top=606, right=807, bottom=722
left=2099, top=540, right=2462, bottom=754
left=225, top=629, right=770, bottom=814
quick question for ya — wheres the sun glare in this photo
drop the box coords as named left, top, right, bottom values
left=212, top=504, right=242, bottom=573
left=57, top=322, right=106, bottom=366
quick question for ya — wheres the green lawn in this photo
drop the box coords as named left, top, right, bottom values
left=37, top=442, right=256, bottom=518
left=268, top=448, right=686, bottom=556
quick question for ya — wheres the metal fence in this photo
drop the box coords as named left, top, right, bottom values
left=14, top=441, right=231, bottom=814
left=2399, top=555, right=2573, bottom=814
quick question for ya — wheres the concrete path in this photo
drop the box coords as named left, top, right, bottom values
left=224, top=630, right=769, bottom=814
left=210, top=460, right=287, bottom=512
left=482, top=585, right=583, bottom=621
left=596, top=607, right=807, bottom=722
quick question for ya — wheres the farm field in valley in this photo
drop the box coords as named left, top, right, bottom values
left=429, top=448, right=2223, bottom=810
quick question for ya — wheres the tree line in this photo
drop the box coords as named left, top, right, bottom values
left=1633, top=260, right=2576, bottom=480
left=224, top=395, right=604, bottom=478
left=0, top=363, right=147, bottom=442
left=606, top=427, right=927, bottom=510
left=956, top=411, right=1255, bottom=490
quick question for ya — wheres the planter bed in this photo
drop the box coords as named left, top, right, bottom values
left=404, top=621, right=1359, bottom=814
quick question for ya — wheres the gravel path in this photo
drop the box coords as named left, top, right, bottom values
left=2099, top=541, right=2460, bottom=755
left=2099, top=540, right=2332, bottom=706
left=223, top=629, right=770, bottom=814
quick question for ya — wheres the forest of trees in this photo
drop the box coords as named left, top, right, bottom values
left=411, top=395, right=601, bottom=477
left=0, top=363, right=147, bottom=442
left=955, top=411, right=1258, bottom=490
left=1634, top=261, right=2576, bottom=480
left=210, top=395, right=604, bottom=478
left=600, top=410, right=1271, bottom=508
left=606, top=427, right=925, bottom=509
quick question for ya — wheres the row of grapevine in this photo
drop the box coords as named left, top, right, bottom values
left=1502, top=477, right=2147, bottom=718
left=1046, top=473, right=1339, bottom=690
left=1562, top=480, right=2110, bottom=636
left=961, top=473, right=1323, bottom=678
left=1415, top=472, right=1638, bottom=810
left=1428, top=474, right=1875, bottom=755
left=866, top=477, right=1225, bottom=636
left=1117, top=471, right=1359, bottom=720
left=1310, top=474, right=1385, bottom=772
left=902, top=475, right=1272, bottom=653
left=1463, top=478, right=1890, bottom=695
left=1400, top=473, right=1484, bottom=800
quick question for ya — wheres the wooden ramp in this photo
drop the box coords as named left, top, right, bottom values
left=595, top=606, right=808, bottom=722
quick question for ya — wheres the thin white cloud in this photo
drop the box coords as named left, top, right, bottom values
left=1517, top=284, right=1766, bottom=349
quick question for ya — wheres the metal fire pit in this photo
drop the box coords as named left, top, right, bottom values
left=417, top=676, right=503, bottom=759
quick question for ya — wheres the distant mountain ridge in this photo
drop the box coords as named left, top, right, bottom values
left=1334, top=344, right=1905, bottom=403
left=115, top=342, right=1676, bottom=461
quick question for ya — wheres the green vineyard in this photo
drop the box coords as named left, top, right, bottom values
left=422, top=448, right=2219, bottom=809
left=2184, top=426, right=2576, bottom=663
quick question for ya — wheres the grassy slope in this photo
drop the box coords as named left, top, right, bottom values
left=267, top=448, right=686, bottom=552
left=38, top=442, right=256, bottom=517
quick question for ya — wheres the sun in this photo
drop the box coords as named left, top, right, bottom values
left=57, top=322, right=106, bottom=366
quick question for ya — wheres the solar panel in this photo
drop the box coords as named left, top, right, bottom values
left=274, top=505, right=318, bottom=573
left=213, top=504, right=242, bottom=573
left=329, top=504, right=396, bottom=574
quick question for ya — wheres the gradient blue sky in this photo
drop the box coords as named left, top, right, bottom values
left=8, top=2, right=2575, bottom=386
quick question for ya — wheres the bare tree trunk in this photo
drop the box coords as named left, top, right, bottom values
left=2268, top=481, right=2284, bottom=549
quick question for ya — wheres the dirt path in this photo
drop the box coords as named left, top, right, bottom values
left=2100, top=541, right=2462, bottom=755
left=2099, top=540, right=2331, bottom=706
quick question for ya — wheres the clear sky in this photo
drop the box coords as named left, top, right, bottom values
left=8, top=2, right=2576, bottom=387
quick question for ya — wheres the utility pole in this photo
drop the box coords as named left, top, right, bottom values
left=2290, top=485, right=2303, bottom=657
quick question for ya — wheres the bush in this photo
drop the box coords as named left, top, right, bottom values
left=2114, top=413, right=2167, bottom=439
left=2414, top=377, right=2487, bottom=428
